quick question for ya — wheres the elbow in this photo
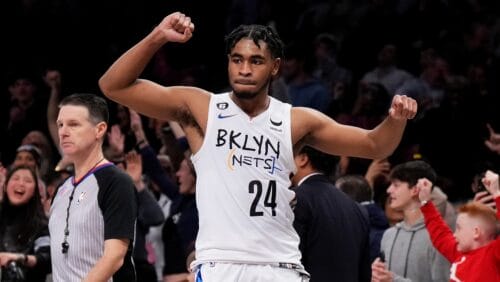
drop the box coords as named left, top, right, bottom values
left=139, top=214, right=165, bottom=227
left=112, top=257, right=125, bottom=273
left=150, top=212, right=166, bottom=226
left=367, top=152, right=390, bottom=161
left=149, top=219, right=165, bottom=227
left=98, top=74, right=125, bottom=101
left=154, top=214, right=166, bottom=226
left=103, top=239, right=129, bottom=273
left=117, top=257, right=125, bottom=268
left=368, top=136, right=400, bottom=159
left=366, top=143, right=395, bottom=160
left=98, top=77, right=113, bottom=99
left=373, top=149, right=394, bottom=160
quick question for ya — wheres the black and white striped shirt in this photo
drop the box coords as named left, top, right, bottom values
left=49, top=164, right=137, bottom=282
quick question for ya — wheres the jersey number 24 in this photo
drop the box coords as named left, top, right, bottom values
left=249, top=180, right=277, bottom=216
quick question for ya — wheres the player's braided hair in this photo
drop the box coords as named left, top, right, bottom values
left=225, top=24, right=284, bottom=59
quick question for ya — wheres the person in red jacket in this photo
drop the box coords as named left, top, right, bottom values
left=417, top=170, right=500, bottom=282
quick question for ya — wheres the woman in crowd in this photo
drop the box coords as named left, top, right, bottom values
left=0, top=165, right=50, bottom=281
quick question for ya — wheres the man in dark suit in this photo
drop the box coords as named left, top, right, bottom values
left=291, top=146, right=371, bottom=282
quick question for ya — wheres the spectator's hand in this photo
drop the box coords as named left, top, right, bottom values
left=154, top=12, right=194, bottom=44
left=0, top=163, right=6, bottom=184
left=388, top=94, right=417, bottom=120
left=473, top=191, right=496, bottom=210
left=482, top=170, right=500, bottom=198
left=129, top=109, right=144, bottom=134
left=365, top=158, right=390, bottom=188
left=371, top=258, right=393, bottom=282
left=0, top=252, right=21, bottom=267
left=130, top=109, right=147, bottom=145
left=54, top=156, right=72, bottom=172
left=107, top=125, right=125, bottom=155
left=44, top=69, right=62, bottom=91
left=125, top=151, right=144, bottom=190
left=485, top=124, right=500, bottom=155
left=417, top=178, right=433, bottom=202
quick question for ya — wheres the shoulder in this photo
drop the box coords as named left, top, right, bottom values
left=291, top=106, right=324, bottom=121
left=292, top=185, right=314, bottom=208
left=94, top=166, right=137, bottom=215
left=94, top=165, right=135, bottom=194
left=296, top=174, right=325, bottom=188
left=304, top=174, right=332, bottom=188
left=168, top=85, right=212, bottom=101
left=295, top=176, right=331, bottom=200
left=94, top=164, right=132, bottom=182
left=290, top=107, right=328, bottom=144
left=382, top=226, right=398, bottom=239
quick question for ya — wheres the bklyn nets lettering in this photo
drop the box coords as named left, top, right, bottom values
left=216, top=129, right=282, bottom=174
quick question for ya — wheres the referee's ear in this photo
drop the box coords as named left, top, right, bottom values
left=95, top=121, right=108, bottom=141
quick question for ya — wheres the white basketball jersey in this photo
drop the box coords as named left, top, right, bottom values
left=192, top=92, right=302, bottom=266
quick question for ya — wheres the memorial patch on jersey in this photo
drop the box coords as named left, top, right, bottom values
left=216, top=102, right=229, bottom=110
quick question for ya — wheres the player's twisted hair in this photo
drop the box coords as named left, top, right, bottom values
left=225, top=24, right=284, bottom=59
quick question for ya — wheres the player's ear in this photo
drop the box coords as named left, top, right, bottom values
left=271, top=58, right=281, bottom=76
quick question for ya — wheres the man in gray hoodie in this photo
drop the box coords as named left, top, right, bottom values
left=371, top=160, right=450, bottom=282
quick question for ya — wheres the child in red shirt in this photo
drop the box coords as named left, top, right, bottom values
left=417, top=170, right=500, bottom=282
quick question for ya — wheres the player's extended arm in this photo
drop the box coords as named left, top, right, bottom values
left=295, top=94, right=417, bottom=159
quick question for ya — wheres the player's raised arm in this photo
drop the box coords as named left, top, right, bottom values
left=99, top=12, right=208, bottom=121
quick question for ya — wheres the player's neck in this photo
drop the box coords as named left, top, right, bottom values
left=231, top=92, right=270, bottom=118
